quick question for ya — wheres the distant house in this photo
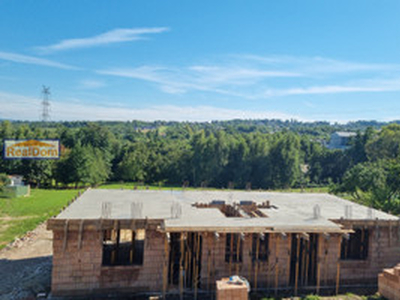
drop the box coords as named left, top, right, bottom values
left=327, top=131, right=356, bottom=150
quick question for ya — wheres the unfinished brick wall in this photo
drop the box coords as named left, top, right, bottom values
left=200, top=233, right=343, bottom=291
left=200, top=233, right=296, bottom=291
left=52, top=225, right=400, bottom=296
left=318, top=234, right=342, bottom=287
left=340, top=226, right=400, bottom=286
left=52, top=228, right=166, bottom=296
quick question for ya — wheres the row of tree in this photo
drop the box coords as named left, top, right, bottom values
left=1, top=120, right=400, bottom=214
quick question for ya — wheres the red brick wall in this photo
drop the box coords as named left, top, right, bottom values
left=340, top=226, right=400, bottom=286
left=52, top=226, right=400, bottom=296
left=52, top=229, right=166, bottom=296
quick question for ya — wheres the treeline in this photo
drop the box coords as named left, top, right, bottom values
left=0, top=120, right=385, bottom=188
left=2, top=119, right=400, bottom=214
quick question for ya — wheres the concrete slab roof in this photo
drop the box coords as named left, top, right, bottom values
left=56, top=189, right=398, bottom=232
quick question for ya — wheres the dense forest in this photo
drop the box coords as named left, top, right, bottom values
left=1, top=119, right=400, bottom=214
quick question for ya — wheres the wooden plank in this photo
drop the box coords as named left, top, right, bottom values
left=180, top=233, right=184, bottom=300
left=294, top=234, right=300, bottom=296
left=275, top=234, right=279, bottom=296
left=78, top=219, right=84, bottom=250
left=62, top=220, right=69, bottom=252
left=162, top=233, right=169, bottom=299
left=316, top=234, right=321, bottom=295
left=254, top=234, right=260, bottom=290
left=335, top=237, right=341, bottom=295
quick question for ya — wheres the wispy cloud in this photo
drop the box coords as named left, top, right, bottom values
left=0, top=91, right=304, bottom=122
left=241, top=54, right=399, bottom=74
left=263, top=78, right=400, bottom=97
left=0, top=51, right=77, bottom=69
left=36, top=27, right=169, bottom=53
left=97, top=55, right=400, bottom=99
left=78, top=79, right=106, bottom=89
left=97, top=63, right=301, bottom=97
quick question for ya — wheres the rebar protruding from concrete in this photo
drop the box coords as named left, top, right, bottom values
left=313, top=204, right=321, bottom=219
left=131, top=202, right=143, bottom=219
left=367, top=207, right=375, bottom=219
left=101, top=202, right=112, bottom=219
left=171, top=201, right=182, bottom=219
left=345, top=205, right=353, bottom=219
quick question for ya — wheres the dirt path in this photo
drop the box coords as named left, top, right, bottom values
left=0, top=222, right=53, bottom=300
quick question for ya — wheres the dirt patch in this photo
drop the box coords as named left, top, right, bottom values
left=0, top=216, right=36, bottom=221
left=0, top=222, right=53, bottom=299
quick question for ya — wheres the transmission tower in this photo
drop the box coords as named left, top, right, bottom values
left=41, top=86, right=51, bottom=122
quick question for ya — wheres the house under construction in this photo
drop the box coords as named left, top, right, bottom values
left=47, top=189, right=400, bottom=298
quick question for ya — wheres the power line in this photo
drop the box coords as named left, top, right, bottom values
left=41, top=85, right=51, bottom=122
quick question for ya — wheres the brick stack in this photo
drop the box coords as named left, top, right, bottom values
left=216, top=278, right=248, bottom=300
left=378, top=264, right=400, bottom=300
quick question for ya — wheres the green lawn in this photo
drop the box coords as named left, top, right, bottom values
left=98, top=182, right=219, bottom=191
left=99, top=182, right=330, bottom=193
left=0, top=189, right=81, bottom=249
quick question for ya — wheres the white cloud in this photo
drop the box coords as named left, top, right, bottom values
left=263, top=78, right=400, bottom=97
left=79, top=79, right=106, bottom=89
left=97, top=63, right=301, bottom=97
left=241, top=54, right=399, bottom=74
left=97, top=55, right=400, bottom=99
left=36, top=27, right=169, bottom=53
left=0, top=91, right=303, bottom=122
left=0, top=51, right=77, bottom=70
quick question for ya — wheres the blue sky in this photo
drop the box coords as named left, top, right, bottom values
left=1, top=1, right=400, bottom=122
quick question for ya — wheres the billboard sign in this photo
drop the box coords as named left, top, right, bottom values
left=3, top=139, right=60, bottom=159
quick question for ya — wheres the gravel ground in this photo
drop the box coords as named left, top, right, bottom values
left=0, top=223, right=52, bottom=300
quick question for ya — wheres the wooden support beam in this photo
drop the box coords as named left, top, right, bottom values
left=180, top=233, right=184, bottom=300
left=162, top=233, right=169, bottom=299
left=335, top=237, right=341, bottom=295
left=62, top=220, right=69, bottom=252
left=207, top=234, right=212, bottom=290
left=275, top=234, right=280, bottom=296
left=236, top=233, right=241, bottom=275
left=286, top=235, right=291, bottom=288
left=254, top=234, right=260, bottom=290
left=130, top=231, right=136, bottom=264
left=194, top=233, right=201, bottom=300
left=300, top=232, right=310, bottom=241
left=229, top=233, right=233, bottom=275
left=324, top=239, right=328, bottom=287
left=304, top=239, right=309, bottom=286
left=294, top=234, right=300, bottom=296
left=78, top=220, right=84, bottom=250
left=316, top=235, right=321, bottom=295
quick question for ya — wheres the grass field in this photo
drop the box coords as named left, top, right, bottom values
left=0, top=189, right=81, bottom=249
left=99, top=182, right=331, bottom=193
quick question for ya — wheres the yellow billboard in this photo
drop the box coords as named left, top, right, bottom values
left=3, top=139, right=60, bottom=159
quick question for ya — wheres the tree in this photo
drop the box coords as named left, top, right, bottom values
left=0, top=173, right=10, bottom=191
left=269, top=133, right=301, bottom=188
left=366, top=124, right=400, bottom=161
left=59, top=144, right=110, bottom=187
left=337, top=160, right=400, bottom=214
left=117, top=143, right=149, bottom=182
